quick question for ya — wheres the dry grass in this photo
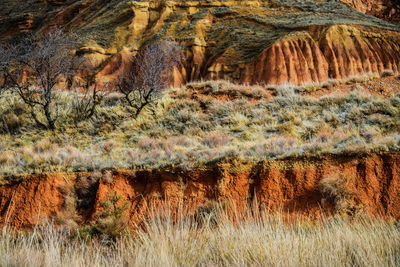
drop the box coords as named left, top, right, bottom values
left=0, top=80, right=399, bottom=175
left=0, top=209, right=399, bottom=266
left=319, top=174, right=363, bottom=216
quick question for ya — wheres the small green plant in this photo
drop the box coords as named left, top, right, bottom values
left=83, top=191, right=129, bottom=241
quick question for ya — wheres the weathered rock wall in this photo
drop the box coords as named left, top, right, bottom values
left=97, top=24, right=400, bottom=87
left=1, top=153, right=399, bottom=229
left=239, top=26, right=400, bottom=86
left=1, top=1, right=400, bottom=87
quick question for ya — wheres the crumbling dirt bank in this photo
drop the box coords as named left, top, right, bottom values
left=0, top=153, right=399, bottom=228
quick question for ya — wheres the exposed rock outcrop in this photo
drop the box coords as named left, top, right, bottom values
left=1, top=153, right=399, bottom=229
left=240, top=34, right=330, bottom=85
left=196, top=25, right=400, bottom=86
left=1, top=0, right=400, bottom=87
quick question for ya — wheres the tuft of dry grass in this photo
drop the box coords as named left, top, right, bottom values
left=0, top=209, right=399, bottom=266
left=319, top=174, right=363, bottom=216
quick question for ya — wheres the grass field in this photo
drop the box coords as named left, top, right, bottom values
left=0, top=80, right=400, bottom=176
left=1, top=208, right=399, bottom=266
left=1, top=78, right=400, bottom=176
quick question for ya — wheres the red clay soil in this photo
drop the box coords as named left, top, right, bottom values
left=0, top=153, right=399, bottom=229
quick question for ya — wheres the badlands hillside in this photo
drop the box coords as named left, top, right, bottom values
left=0, top=0, right=400, bottom=222
left=342, top=0, right=400, bottom=23
left=0, top=1, right=400, bottom=265
left=1, top=0, right=400, bottom=86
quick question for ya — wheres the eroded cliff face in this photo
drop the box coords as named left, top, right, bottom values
left=223, top=26, right=400, bottom=85
left=1, top=0, right=400, bottom=87
left=93, top=2, right=400, bottom=87
left=0, top=153, right=399, bottom=229
left=341, top=0, right=400, bottom=23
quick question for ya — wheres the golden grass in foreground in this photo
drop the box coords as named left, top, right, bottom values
left=1, top=210, right=399, bottom=266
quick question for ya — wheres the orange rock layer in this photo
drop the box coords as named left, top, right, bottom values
left=207, top=26, right=400, bottom=86
left=98, top=25, right=400, bottom=87
left=2, top=1, right=399, bottom=87
left=0, top=153, right=399, bottom=229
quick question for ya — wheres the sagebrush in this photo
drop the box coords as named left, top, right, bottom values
left=0, top=80, right=399, bottom=175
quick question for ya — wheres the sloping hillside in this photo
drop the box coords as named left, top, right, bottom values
left=1, top=0, right=400, bottom=86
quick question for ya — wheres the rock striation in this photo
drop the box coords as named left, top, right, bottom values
left=1, top=0, right=400, bottom=87
left=237, top=26, right=400, bottom=86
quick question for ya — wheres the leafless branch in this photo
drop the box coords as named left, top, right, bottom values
left=71, top=67, right=107, bottom=123
left=116, top=39, right=182, bottom=118
left=0, top=29, right=78, bottom=130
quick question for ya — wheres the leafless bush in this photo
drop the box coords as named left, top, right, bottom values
left=116, top=39, right=182, bottom=118
left=0, top=29, right=78, bottom=130
left=71, top=62, right=106, bottom=123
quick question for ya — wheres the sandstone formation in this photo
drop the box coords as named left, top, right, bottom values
left=1, top=153, right=399, bottom=229
left=1, top=1, right=400, bottom=87
left=227, top=27, right=400, bottom=85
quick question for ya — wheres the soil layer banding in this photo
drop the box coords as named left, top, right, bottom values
left=0, top=153, right=399, bottom=229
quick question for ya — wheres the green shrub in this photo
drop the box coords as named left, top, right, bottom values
left=87, top=191, right=129, bottom=241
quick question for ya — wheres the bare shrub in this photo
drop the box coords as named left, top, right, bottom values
left=0, top=29, right=78, bottom=130
left=70, top=61, right=107, bottom=123
left=319, top=174, right=361, bottom=216
left=71, top=84, right=104, bottom=123
left=116, top=39, right=182, bottom=118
